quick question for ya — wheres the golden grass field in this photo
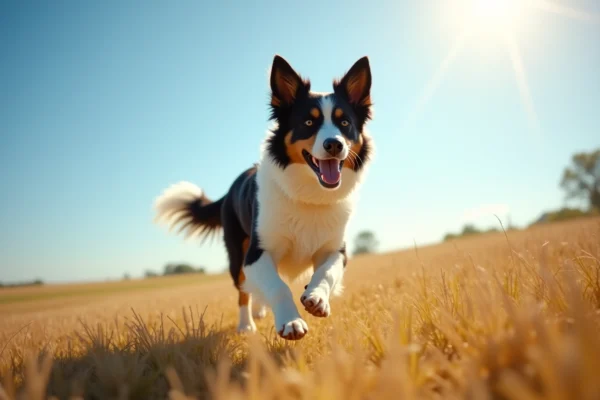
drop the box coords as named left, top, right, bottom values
left=1, top=217, right=599, bottom=399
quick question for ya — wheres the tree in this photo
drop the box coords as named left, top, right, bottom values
left=461, top=224, right=480, bottom=236
left=145, top=270, right=159, bottom=278
left=172, top=264, right=195, bottom=274
left=0, top=279, right=44, bottom=288
left=353, top=230, right=379, bottom=255
left=163, top=263, right=206, bottom=276
left=560, top=149, right=600, bottom=211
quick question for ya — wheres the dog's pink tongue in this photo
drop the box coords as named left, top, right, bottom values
left=318, top=159, right=341, bottom=185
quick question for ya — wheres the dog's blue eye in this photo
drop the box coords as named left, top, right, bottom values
left=305, top=120, right=313, bottom=126
left=341, top=120, right=350, bottom=127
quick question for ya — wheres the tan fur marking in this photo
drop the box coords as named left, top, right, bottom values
left=238, top=237, right=251, bottom=306
left=360, top=94, right=372, bottom=107
left=334, top=108, right=344, bottom=118
left=238, top=289, right=250, bottom=306
left=284, top=131, right=317, bottom=165
left=345, top=70, right=369, bottom=104
left=238, top=267, right=249, bottom=306
left=345, top=134, right=364, bottom=170
left=310, top=108, right=320, bottom=118
left=274, top=70, right=298, bottom=104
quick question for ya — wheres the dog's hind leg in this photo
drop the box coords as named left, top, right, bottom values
left=231, top=239, right=255, bottom=333
left=223, top=203, right=257, bottom=333
left=236, top=273, right=256, bottom=332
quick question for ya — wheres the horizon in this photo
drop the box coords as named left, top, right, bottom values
left=1, top=1, right=599, bottom=284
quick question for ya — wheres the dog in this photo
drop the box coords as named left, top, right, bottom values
left=154, top=55, right=373, bottom=340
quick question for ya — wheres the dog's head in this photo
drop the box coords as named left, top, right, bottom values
left=263, top=55, right=373, bottom=204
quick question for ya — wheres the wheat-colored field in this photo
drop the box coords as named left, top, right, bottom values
left=1, top=217, right=599, bottom=399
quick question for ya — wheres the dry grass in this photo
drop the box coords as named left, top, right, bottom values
left=1, top=217, right=599, bottom=399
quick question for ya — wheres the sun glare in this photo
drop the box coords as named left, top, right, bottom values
left=460, top=0, right=526, bottom=34
left=407, top=0, right=599, bottom=136
left=474, top=0, right=521, bottom=20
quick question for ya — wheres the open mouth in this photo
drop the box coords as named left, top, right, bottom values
left=302, top=149, right=345, bottom=189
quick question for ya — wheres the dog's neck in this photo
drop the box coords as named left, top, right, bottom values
left=256, top=155, right=362, bottom=208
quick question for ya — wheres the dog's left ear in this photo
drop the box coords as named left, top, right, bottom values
left=334, top=56, right=372, bottom=106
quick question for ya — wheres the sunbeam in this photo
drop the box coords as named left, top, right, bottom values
left=533, top=0, right=600, bottom=23
left=404, top=28, right=471, bottom=127
left=504, top=32, right=541, bottom=137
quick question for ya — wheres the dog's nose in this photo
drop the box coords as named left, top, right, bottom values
left=323, top=138, right=344, bottom=157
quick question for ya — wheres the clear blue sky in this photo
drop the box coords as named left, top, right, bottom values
left=1, top=1, right=599, bottom=283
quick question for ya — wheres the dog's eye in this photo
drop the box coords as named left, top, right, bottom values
left=305, top=120, right=313, bottom=126
left=341, top=120, right=350, bottom=127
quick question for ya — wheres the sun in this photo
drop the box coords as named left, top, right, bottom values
left=407, top=0, right=600, bottom=136
left=458, top=0, right=528, bottom=35
left=473, top=0, right=523, bottom=21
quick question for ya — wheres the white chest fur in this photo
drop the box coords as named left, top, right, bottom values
left=255, top=159, right=357, bottom=280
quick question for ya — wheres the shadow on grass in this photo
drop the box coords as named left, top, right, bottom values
left=0, top=306, right=296, bottom=400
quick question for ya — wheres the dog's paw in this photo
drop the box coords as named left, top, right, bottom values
left=301, top=289, right=331, bottom=318
left=277, top=318, right=308, bottom=340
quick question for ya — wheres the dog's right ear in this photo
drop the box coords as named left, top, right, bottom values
left=270, top=55, right=309, bottom=108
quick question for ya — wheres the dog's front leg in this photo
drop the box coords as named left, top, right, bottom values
left=242, top=250, right=308, bottom=340
left=301, top=249, right=346, bottom=318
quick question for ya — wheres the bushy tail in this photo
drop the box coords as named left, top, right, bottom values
left=153, top=182, right=224, bottom=243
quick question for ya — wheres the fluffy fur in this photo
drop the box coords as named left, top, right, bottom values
left=154, top=55, right=374, bottom=340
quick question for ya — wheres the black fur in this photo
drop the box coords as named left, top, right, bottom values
left=220, top=167, right=259, bottom=287
left=170, top=193, right=224, bottom=244
left=243, top=229, right=263, bottom=272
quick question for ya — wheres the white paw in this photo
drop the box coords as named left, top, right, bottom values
left=252, top=305, right=268, bottom=319
left=301, top=288, right=331, bottom=318
left=272, top=291, right=308, bottom=340
left=277, top=318, right=308, bottom=340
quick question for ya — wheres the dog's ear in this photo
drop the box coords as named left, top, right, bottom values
left=334, top=56, right=372, bottom=106
left=270, top=55, right=309, bottom=107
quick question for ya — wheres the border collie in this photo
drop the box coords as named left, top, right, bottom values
left=154, top=55, right=373, bottom=340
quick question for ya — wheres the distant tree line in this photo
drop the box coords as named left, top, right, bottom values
left=0, top=279, right=44, bottom=288
left=443, top=148, right=600, bottom=241
left=144, top=263, right=206, bottom=278
left=443, top=224, right=502, bottom=242
left=530, top=207, right=599, bottom=226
